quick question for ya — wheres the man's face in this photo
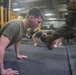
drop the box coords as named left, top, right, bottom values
left=70, top=0, right=76, bottom=9
left=29, top=16, right=43, bottom=30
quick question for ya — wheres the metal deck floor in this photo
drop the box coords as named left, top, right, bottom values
left=4, top=38, right=76, bottom=75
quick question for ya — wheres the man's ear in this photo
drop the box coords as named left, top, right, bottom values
left=29, top=16, right=34, bottom=21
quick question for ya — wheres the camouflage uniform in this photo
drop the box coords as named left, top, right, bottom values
left=46, top=11, right=76, bottom=50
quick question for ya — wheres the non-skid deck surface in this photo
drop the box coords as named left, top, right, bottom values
left=4, top=38, right=72, bottom=75
left=67, top=45, right=76, bottom=75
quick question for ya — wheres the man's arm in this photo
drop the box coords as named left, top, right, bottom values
left=0, top=35, right=19, bottom=75
left=32, top=33, right=38, bottom=46
left=14, top=41, right=28, bottom=59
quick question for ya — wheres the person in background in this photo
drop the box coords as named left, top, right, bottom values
left=45, top=0, right=76, bottom=50
left=32, top=30, right=53, bottom=46
left=0, top=7, right=43, bottom=75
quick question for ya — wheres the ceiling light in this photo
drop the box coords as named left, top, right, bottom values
left=44, top=13, right=52, bottom=16
left=13, top=8, right=21, bottom=11
left=13, top=3, right=18, bottom=5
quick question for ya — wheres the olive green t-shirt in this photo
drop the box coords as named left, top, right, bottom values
left=0, top=19, right=25, bottom=47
